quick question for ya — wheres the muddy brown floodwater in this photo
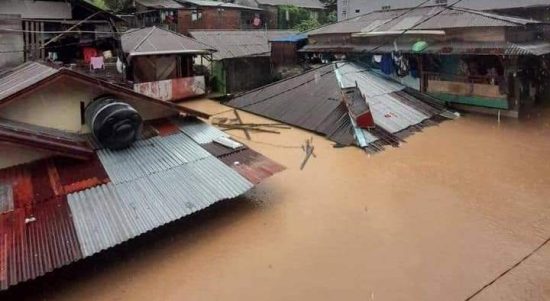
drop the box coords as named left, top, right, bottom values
left=4, top=99, right=550, bottom=301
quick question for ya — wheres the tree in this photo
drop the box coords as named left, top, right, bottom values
left=102, top=0, right=134, bottom=12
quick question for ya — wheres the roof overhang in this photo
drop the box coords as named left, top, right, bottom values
left=128, top=49, right=214, bottom=57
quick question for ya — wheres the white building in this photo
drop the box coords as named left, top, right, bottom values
left=338, top=0, right=550, bottom=21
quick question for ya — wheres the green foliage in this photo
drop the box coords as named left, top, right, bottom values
left=102, top=0, right=133, bottom=12
left=293, top=17, right=321, bottom=32
left=86, top=0, right=107, bottom=9
left=277, top=5, right=313, bottom=30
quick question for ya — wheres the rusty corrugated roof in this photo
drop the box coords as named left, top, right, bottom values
left=0, top=117, right=283, bottom=290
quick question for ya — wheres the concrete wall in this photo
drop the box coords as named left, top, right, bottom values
left=0, top=76, right=176, bottom=133
left=337, top=0, right=550, bottom=21
left=0, top=14, right=24, bottom=70
left=0, top=143, right=50, bottom=169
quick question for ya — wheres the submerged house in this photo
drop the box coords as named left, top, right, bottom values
left=0, top=61, right=283, bottom=290
left=304, top=5, right=550, bottom=117
left=122, top=26, right=216, bottom=101
left=228, top=62, right=454, bottom=153
left=190, top=29, right=296, bottom=95
left=0, top=0, right=126, bottom=80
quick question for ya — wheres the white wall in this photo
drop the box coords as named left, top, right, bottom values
left=338, top=0, right=550, bottom=21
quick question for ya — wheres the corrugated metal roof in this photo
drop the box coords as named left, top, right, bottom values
left=254, top=0, right=325, bottom=9
left=0, top=116, right=282, bottom=290
left=122, top=26, right=215, bottom=57
left=171, top=117, right=229, bottom=144
left=135, top=0, right=184, bottom=9
left=308, top=5, right=540, bottom=36
left=181, top=0, right=262, bottom=10
left=0, top=0, right=72, bottom=19
left=228, top=62, right=446, bottom=149
left=228, top=64, right=354, bottom=141
left=68, top=155, right=252, bottom=257
left=0, top=62, right=59, bottom=103
left=217, top=148, right=286, bottom=184
left=189, top=30, right=298, bottom=60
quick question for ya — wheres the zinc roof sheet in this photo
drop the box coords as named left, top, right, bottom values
left=308, top=6, right=539, bottom=36
left=122, top=26, right=215, bottom=56
left=172, top=116, right=230, bottom=144
left=255, top=0, right=324, bottom=9
left=189, top=30, right=297, bottom=60
left=0, top=62, right=59, bottom=103
left=181, top=0, right=262, bottom=10
left=0, top=116, right=281, bottom=290
left=68, top=156, right=253, bottom=257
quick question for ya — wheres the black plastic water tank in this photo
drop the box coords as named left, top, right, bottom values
left=85, top=96, right=143, bottom=150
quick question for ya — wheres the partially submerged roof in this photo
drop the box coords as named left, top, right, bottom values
left=0, top=116, right=284, bottom=290
left=308, top=5, right=541, bottom=36
left=0, top=62, right=208, bottom=118
left=180, top=0, right=262, bottom=10
left=228, top=62, right=450, bottom=152
left=255, top=0, right=325, bottom=9
left=189, top=30, right=297, bottom=60
left=0, top=0, right=72, bottom=19
left=122, top=26, right=216, bottom=57
left=135, top=0, right=184, bottom=9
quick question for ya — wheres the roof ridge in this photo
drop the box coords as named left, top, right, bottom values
left=449, top=6, right=540, bottom=25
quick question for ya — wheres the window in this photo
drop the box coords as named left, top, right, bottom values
left=355, top=9, right=360, bottom=13
left=191, top=10, right=202, bottom=22
left=382, top=5, right=391, bottom=10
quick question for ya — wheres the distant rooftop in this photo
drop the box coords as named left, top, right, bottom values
left=309, top=5, right=542, bottom=36
left=179, top=0, right=263, bottom=10
left=189, top=30, right=297, bottom=60
left=122, top=26, right=216, bottom=57
left=254, top=0, right=325, bottom=9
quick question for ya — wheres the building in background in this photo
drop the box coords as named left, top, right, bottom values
left=190, top=30, right=296, bottom=95
left=177, top=0, right=265, bottom=34
left=305, top=6, right=550, bottom=117
left=337, top=0, right=550, bottom=21
left=0, top=0, right=126, bottom=80
left=122, top=26, right=216, bottom=101
left=233, top=0, right=325, bottom=29
left=134, top=0, right=184, bottom=30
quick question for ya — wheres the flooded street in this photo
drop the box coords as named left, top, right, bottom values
left=5, top=99, right=550, bottom=301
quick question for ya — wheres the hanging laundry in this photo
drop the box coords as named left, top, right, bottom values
left=380, top=54, right=394, bottom=75
left=82, top=47, right=97, bottom=64
left=392, top=51, right=409, bottom=77
left=90, top=56, right=105, bottom=70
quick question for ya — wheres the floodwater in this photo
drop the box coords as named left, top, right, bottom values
left=4, top=99, right=550, bottom=300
